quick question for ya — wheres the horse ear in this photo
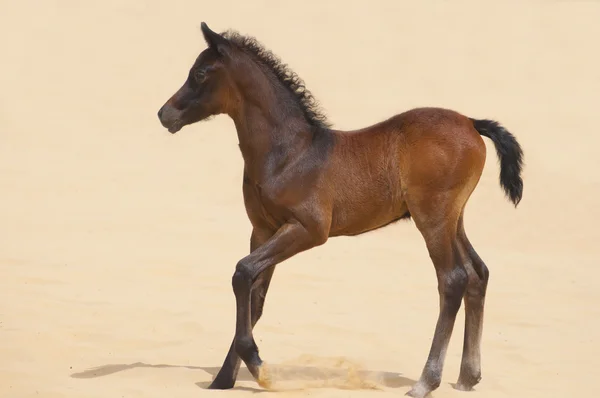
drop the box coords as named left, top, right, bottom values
left=200, top=22, right=230, bottom=57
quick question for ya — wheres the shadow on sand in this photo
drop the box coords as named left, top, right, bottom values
left=70, top=361, right=416, bottom=392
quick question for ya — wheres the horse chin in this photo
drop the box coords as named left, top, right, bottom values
left=166, top=119, right=186, bottom=134
left=167, top=113, right=212, bottom=134
left=168, top=124, right=182, bottom=134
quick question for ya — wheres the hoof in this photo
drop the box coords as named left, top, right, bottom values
left=256, top=363, right=272, bottom=389
left=455, top=372, right=481, bottom=391
left=207, top=378, right=235, bottom=390
left=405, top=383, right=431, bottom=398
left=454, top=383, right=475, bottom=391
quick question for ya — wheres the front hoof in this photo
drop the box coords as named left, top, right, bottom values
left=207, top=378, right=235, bottom=390
left=256, top=363, right=272, bottom=389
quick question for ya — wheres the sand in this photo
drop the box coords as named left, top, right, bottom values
left=1, top=1, right=599, bottom=397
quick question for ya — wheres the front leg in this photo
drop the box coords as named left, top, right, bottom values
left=231, top=219, right=328, bottom=388
left=208, top=229, right=274, bottom=390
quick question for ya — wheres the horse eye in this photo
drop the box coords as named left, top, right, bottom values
left=194, top=70, right=206, bottom=82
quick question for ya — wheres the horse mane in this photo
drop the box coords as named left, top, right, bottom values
left=221, top=30, right=332, bottom=131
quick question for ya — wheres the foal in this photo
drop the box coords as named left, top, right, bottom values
left=157, top=23, right=524, bottom=398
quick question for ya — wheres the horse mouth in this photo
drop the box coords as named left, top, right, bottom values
left=167, top=123, right=182, bottom=134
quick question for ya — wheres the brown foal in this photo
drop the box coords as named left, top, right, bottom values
left=157, top=23, right=524, bottom=398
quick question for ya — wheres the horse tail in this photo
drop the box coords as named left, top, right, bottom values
left=470, top=118, right=524, bottom=207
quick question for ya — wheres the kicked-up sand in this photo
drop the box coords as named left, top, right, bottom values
left=1, top=1, right=599, bottom=397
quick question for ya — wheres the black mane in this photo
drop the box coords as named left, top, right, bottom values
left=222, top=30, right=332, bottom=131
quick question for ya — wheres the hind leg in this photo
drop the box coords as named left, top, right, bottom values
left=455, top=213, right=489, bottom=391
left=405, top=190, right=468, bottom=398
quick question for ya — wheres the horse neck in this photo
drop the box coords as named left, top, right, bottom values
left=228, top=70, right=314, bottom=182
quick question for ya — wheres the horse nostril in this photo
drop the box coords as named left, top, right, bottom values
left=157, top=107, right=164, bottom=119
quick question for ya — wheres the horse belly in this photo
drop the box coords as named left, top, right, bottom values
left=329, top=174, right=407, bottom=237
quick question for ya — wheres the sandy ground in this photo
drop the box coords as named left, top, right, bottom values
left=1, top=1, right=599, bottom=397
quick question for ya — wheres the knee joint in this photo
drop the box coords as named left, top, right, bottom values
left=232, top=261, right=252, bottom=291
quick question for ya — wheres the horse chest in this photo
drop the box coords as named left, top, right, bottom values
left=242, top=176, right=291, bottom=231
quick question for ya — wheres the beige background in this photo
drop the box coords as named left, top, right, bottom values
left=1, top=1, right=599, bottom=397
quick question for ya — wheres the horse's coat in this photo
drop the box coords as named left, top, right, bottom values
left=157, top=22, right=524, bottom=397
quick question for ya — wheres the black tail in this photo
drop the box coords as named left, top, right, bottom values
left=470, top=118, right=524, bottom=207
